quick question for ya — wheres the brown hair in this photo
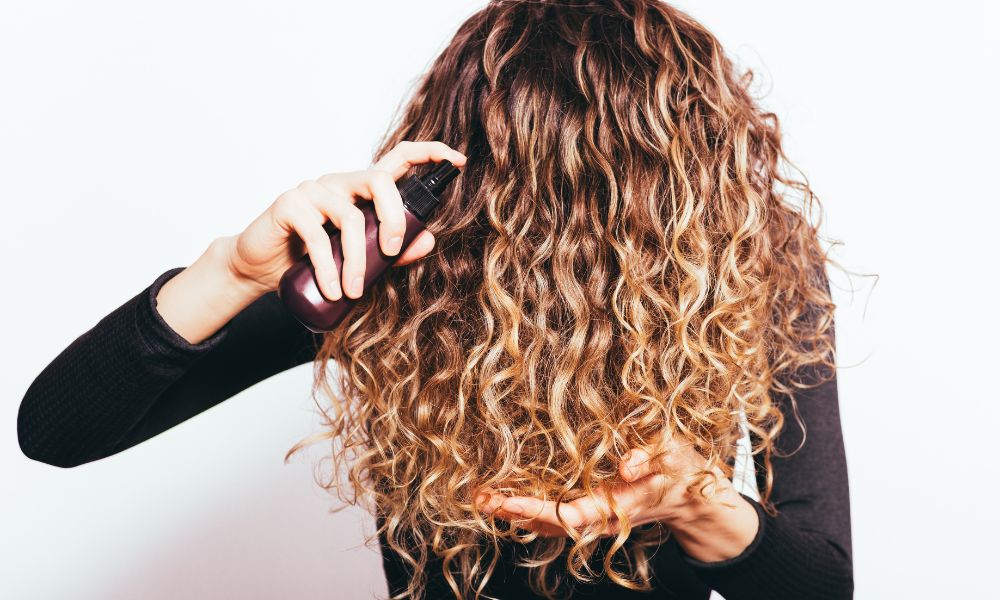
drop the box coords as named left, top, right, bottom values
left=287, top=1, right=837, bottom=598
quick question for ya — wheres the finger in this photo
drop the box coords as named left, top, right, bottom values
left=604, top=476, right=674, bottom=515
left=513, top=520, right=570, bottom=538
left=493, top=509, right=568, bottom=537
left=564, top=485, right=655, bottom=532
left=273, top=189, right=342, bottom=302
left=560, top=479, right=677, bottom=537
left=501, top=497, right=588, bottom=531
left=475, top=491, right=565, bottom=537
left=325, top=170, right=408, bottom=257
left=473, top=488, right=506, bottom=514
left=394, top=230, right=435, bottom=267
left=373, top=140, right=467, bottom=179
left=564, top=491, right=618, bottom=526
left=297, top=180, right=368, bottom=299
left=500, top=495, right=630, bottom=538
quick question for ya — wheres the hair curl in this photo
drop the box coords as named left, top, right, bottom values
left=286, top=1, right=837, bottom=598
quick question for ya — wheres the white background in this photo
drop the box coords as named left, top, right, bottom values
left=3, top=1, right=998, bottom=598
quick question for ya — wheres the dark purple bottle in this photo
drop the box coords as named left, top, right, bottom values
left=277, top=160, right=461, bottom=333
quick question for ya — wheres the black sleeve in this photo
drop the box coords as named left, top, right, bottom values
left=681, top=326, right=854, bottom=597
left=17, top=266, right=323, bottom=468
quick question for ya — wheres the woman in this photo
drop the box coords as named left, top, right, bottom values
left=17, top=1, right=852, bottom=599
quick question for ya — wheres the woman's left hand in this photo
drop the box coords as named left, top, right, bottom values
left=476, top=436, right=761, bottom=562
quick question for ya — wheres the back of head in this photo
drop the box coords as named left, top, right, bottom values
left=292, top=1, right=836, bottom=598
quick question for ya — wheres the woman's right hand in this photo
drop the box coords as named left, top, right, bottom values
left=222, top=140, right=466, bottom=301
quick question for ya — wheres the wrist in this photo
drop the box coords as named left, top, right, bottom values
left=664, top=485, right=760, bottom=563
left=154, top=238, right=267, bottom=345
left=209, top=236, right=272, bottom=300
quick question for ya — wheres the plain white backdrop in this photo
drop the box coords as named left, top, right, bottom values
left=3, top=1, right=998, bottom=598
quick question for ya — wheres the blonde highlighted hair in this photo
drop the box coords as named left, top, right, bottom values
left=287, top=1, right=837, bottom=598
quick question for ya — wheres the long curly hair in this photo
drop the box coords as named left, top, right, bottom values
left=286, top=1, right=837, bottom=598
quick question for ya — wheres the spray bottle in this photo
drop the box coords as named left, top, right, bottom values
left=277, top=160, right=461, bottom=333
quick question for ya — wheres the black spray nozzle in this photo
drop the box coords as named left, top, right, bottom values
left=420, top=160, right=461, bottom=196
left=399, top=159, right=462, bottom=221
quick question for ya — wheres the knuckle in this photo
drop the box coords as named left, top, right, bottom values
left=274, top=190, right=300, bottom=213
left=370, top=169, right=394, bottom=187
left=316, top=173, right=340, bottom=188
left=306, top=231, right=330, bottom=250
left=382, top=148, right=402, bottom=164
left=346, top=207, right=366, bottom=227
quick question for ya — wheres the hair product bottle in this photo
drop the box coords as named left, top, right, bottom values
left=277, top=160, right=461, bottom=333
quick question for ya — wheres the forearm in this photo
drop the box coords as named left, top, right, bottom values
left=155, top=236, right=268, bottom=344
left=18, top=265, right=241, bottom=467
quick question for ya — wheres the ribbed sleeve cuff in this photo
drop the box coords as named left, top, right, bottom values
left=684, top=494, right=853, bottom=600
left=136, top=266, right=231, bottom=360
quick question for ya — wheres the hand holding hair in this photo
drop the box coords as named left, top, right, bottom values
left=477, top=435, right=760, bottom=563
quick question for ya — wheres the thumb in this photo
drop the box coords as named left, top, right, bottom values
left=620, top=448, right=657, bottom=482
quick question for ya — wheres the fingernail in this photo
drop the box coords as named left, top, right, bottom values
left=351, top=276, right=363, bottom=297
left=328, top=281, right=342, bottom=301
left=388, top=235, right=403, bottom=255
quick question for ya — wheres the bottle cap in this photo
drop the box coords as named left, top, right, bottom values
left=399, top=160, right=462, bottom=220
left=420, top=160, right=461, bottom=196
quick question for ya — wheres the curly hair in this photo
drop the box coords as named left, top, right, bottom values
left=286, top=1, right=837, bottom=598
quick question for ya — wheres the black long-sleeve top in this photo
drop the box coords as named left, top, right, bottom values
left=17, top=267, right=853, bottom=599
